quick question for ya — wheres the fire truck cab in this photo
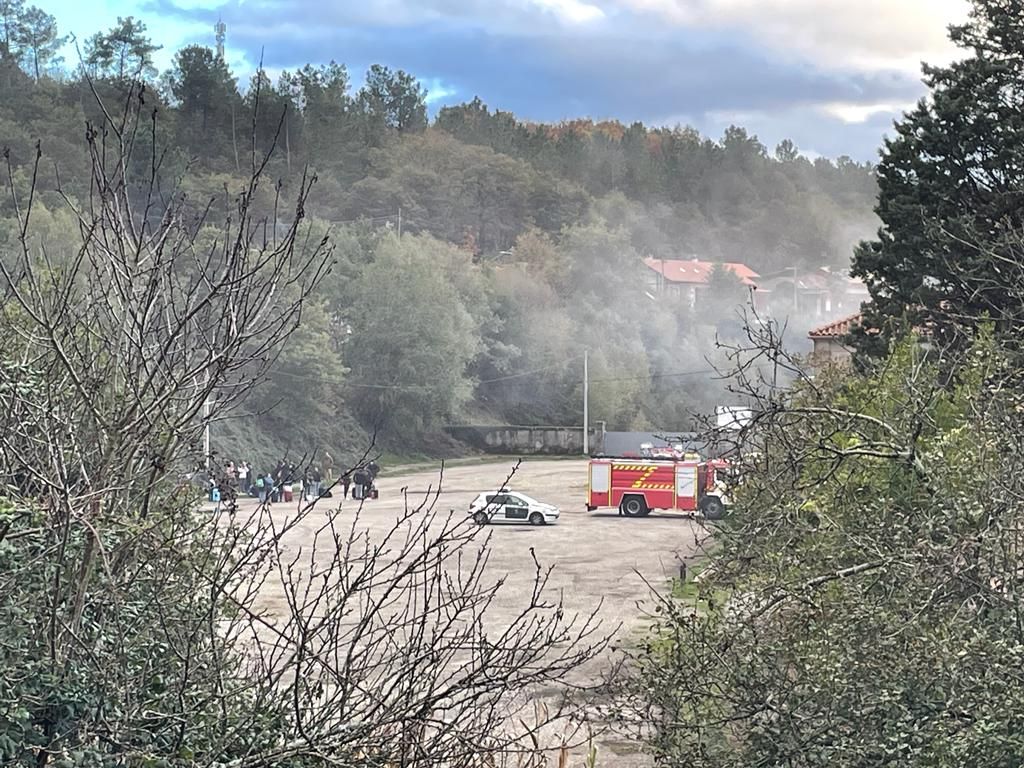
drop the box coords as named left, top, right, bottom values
left=586, top=457, right=731, bottom=519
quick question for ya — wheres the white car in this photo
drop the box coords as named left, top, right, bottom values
left=469, top=491, right=560, bottom=526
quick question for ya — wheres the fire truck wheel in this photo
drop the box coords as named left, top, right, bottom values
left=473, top=511, right=489, bottom=526
left=700, top=496, right=726, bottom=520
left=620, top=495, right=649, bottom=517
left=529, top=512, right=545, bottom=526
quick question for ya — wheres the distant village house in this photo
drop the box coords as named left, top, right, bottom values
left=643, top=257, right=758, bottom=308
left=754, top=267, right=869, bottom=320
left=807, top=312, right=862, bottom=366
left=642, top=256, right=869, bottom=321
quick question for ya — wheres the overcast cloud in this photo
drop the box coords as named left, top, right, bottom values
left=42, top=0, right=970, bottom=159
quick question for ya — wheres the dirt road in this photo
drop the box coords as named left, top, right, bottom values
left=238, top=458, right=709, bottom=765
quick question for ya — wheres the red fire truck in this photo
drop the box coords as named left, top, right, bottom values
left=586, top=457, right=731, bottom=519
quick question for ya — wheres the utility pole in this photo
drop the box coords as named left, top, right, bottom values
left=582, top=350, right=589, bottom=456
left=792, top=265, right=799, bottom=314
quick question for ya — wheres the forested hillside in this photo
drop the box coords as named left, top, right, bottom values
left=0, top=10, right=879, bottom=463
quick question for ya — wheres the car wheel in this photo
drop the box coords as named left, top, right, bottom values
left=529, top=512, right=545, bottom=526
left=620, top=495, right=649, bottom=517
left=700, top=496, right=726, bottom=520
left=473, top=511, right=489, bottom=526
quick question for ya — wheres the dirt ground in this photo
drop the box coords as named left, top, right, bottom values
left=235, top=458, right=710, bottom=766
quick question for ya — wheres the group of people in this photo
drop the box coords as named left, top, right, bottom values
left=207, top=455, right=382, bottom=507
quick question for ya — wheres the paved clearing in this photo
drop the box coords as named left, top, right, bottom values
left=240, top=458, right=710, bottom=765
left=317, top=458, right=707, bottom=638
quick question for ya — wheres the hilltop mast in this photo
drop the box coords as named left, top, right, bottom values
left=215, top=19, right=226, bottom=60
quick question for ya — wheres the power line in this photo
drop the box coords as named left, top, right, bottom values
left=476, top=356, right=585, bottom=384
left=590, top=367, right=727, bottom=385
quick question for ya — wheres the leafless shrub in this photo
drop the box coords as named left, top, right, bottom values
left=0, top=80, right=609, bottom=768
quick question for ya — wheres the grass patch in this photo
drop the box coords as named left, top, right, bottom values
left=667, top=560, right=730, bottom=615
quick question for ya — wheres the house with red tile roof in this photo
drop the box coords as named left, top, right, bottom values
left=643, top=257, right=759, bottom=307
left=808, top=312, right=862, bottom=365
left=753, top=267, right=869, bottom=321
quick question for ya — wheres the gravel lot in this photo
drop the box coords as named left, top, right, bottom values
left=235, top=457, right=710, bottom=766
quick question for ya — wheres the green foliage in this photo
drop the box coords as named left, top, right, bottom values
left=0, top=0, right=23, bottom=59
left=16, top=6, right=61, bottom=78
left=166, top=45, right=241, bottom=162
left=356, top=63, right=428, bottom=139
left=640, top=329, right=1024, bottom=766
left=705, top=263, right=748, bottom=306
left=84, top=16, right=160, bottom=81
left=253, top=298, right=347, bottom=434
left=0, top=4, right=880, bottom=452
left=0, top=496, right=287, bottom=767
left=852, top=0, right=1024, bottom=357
left=344, top=234, right=480, bottom=435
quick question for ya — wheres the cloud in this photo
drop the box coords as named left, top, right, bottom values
left=616, top=0, right=970, bottom=72
left=821, top=102, right=911, bottom=125
left=81, top=0, right=967, bottom=159
left=532, top=0, right=605, bottom=23
left=689, top=103, right=904, bottom=160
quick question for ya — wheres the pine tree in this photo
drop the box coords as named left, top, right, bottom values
left=851, top=0, right=1024, bottom=357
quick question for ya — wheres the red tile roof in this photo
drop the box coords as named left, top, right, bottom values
left=643, top=257, right=759, bottom=287
left=808, top=312, right=863, bottom=339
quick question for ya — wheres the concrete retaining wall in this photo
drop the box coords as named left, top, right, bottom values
left=444, top=425, right=604, bottom=455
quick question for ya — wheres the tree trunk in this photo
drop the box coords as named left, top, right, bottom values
left=231, top=104, right=240, bottom=173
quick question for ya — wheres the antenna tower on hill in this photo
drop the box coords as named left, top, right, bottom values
left=215, top=19, right=226, bottom=60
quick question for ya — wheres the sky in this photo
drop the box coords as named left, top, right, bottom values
left=38, top=0, right=971, bottom=160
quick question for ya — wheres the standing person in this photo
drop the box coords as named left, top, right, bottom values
left=274, top=462, right=286, bottom=502
left=265, top=471, right=276, bottom=504
left=341, top=471, right=351, bottom=499
left=238, top=461, right=249, bottom=494
left=322, top=451, right=334, bottom=484
left=217, top=474, right=236, bottom=511
left=353, top=469, right=368, bottom=500
left=255, top=471, right=267, bottom=504
left=310, top=465, right=322, bottom=500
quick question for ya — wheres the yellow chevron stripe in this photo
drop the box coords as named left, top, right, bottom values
left=631, top=465, right=658, bottom=488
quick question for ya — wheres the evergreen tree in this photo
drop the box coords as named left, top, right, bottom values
left=17, top=6, right=62, bottom=79
left=355, top=64, right=427, bottom=143
left=85, top=16, right=160, bottom=81
left=167, top=45, right=240, bottom=162
left=0, top=0, right=23, bottom=61
left=851, top=0, right=1024, bottom=357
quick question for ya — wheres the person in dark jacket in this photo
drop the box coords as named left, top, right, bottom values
left=310, top=465, right=322, bottom=499
left=352, top=469, right=369, bottom=500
